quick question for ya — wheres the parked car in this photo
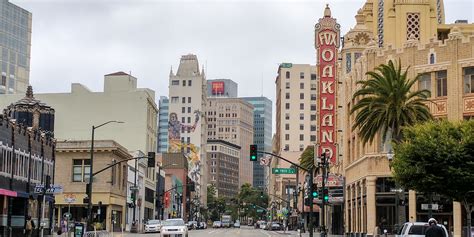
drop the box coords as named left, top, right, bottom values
left=160, top=218, right=188, bottom=237
left=187, top=221, right=198, bottom=230
left=397, top=222, right=449, bottom=237
left=197, top=222, right=207, bottom=229
left=259, top=222, right=267, bottom=230
left=213, top=221, right=222, bottom=228
left=234, top=221, right=241, bottom=228
left=271, top=222, right=281, bottom=231
left=144, top=219, right=161, bottom=233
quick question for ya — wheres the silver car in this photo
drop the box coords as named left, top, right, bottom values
left=144, top=219, right=161, bottom=233
left=161, top=218, right=188, bottom=237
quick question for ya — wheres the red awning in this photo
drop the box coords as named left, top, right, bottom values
left=0, top=189, right=17, bottom=197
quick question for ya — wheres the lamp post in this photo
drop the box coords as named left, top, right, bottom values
left=387, top=149, right=403, bottom=232
left=157, top=163, right=177, bottom=220
left=87, top=120, right=124, bottom=230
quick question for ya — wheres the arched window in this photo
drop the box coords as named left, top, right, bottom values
left=285, top=71, right=290, bottom=79
left=430, top=53, right=435, bottom=64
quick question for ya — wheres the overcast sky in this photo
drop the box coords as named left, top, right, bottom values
left=13, top=0, right=474, bottom=106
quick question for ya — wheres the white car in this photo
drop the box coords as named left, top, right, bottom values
left=161, top=218, right=188, bottom=237
left=397, top=222, right=448, bottom=237
left=145, top=219, right=162, bottom=233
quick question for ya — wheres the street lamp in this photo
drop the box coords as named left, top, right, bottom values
left=87, top=120, right=124, bottom=230
left=157, top=163, right=177, bottom=220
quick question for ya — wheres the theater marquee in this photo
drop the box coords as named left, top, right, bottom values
left=315, top=5, right=340, bottom=164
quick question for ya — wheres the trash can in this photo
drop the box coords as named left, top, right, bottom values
left=74, top=223, right=85, bottom=237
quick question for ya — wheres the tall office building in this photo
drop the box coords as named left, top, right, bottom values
left=158, top=96, right=169, bottom=153
left=206, top=140, right=240, bottom=198
left=242, top=97, right=272, bottom=190
left=0, top=0, right=32, bottom=94
left=207, top=97, right=254, bottom=187
left=168, top=54, right=208, bottom=206
left=207, top=79, right=238, bottom=98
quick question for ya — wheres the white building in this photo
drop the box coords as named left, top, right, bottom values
left=168, top=54, right=208, bottom=206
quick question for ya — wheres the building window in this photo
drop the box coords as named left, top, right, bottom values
left=436, top=70, right=447, bottom=97
left=285, top=103, right=290, bottom=109
left=300, top=93, right=304, bottom=99
left=311, top=104, right=317, bottom=111
left=299, top=113, right=304, bottom=120
left=300, top=83, right=304, bottom=89
left=182, top=80, right=186, bottom=86
left=463, top=67, right=474, bottom=94
left=187, top=137, right=191, bottom=144
left=285, top=113, right=290, bottom=120
left=300, top=124, right=304, bottom=130
left=311, top=83, right=317, bottom=90
left=286, top=93, right=290, bottom=99
left=284, top=144, right=289, bottom=151
left=286, top=82, right=290, bottom=89
left=311, top=114, right=316, bottom=121
left=311, top=94, right=317, bottom=101
left=299, top=145, right=304, bottom=151
left=300, top=103, right=304, bottom=110
left=406, top=13, right=420, bottom=40
left=418, top=73, right=431, bottom=95
left=72, top=159, right=90, bottom=182
left=188, top=107, right=191, bottom=113
left=188, top=97, right=192, bottom=103
left=285, top=124, right=289, bottom=130
left=171, top=97, right=179, bottom=103
left=181, top=117, right=185, bottom=123
left=286, top=71, right=290, bottom=79
left=299, top=134, right=304, bottom=141
left=429, top=53, right=435, bottom=64
left=182, top=107, right=186, bottom=113
left=310, top=135, right=316, bottom=142
left=346, top=53, right=352, bottom=73
left=188, top=80, right=192, bottom=86
left=311, top=74, right=317, bottom=80
left=182, top=97, right=186, bottom=103
left=171, top=80, right=179, bottom=85
left=285, top=134, right=290, bottom=140
left=300, top=72, right=304, bottom=79
left=311, top=125, right=316, bottom=131
left=187, top=117, right=191, bottom=123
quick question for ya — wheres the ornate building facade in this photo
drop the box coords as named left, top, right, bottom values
left=341, top=0, right=474, bottom=236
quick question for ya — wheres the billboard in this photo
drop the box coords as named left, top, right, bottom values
left=211, top=81, right=225, bottom=95
left=315, top=7, right=340, bottom=164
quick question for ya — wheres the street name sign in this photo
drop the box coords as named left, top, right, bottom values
left=272, top=168, right=296, bottom=174
left=34, top=184, right=63, bottom=195
left=421, top=204, right=439, bottom=210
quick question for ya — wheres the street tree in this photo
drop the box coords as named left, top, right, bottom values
left=299, top=145, right=315, bottom=171
left=350, top=59, right=432, bottom=145
left=392, top=120, right=474, bottom=229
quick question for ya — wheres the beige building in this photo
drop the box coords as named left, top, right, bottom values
left=207, top=97, right=254, bottom=187
left=55, top=140, right=131, bottom=232
left=340, top=0, right=474, bottom=236
left=168, top=54, right=208, bottom=206
left=272, top=63, right=317, bottom=209
left=0, top=72, right=159, bottom=229
left=206, top=140, right=240, bottom=198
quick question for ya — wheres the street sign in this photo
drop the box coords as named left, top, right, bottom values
left=390, top=188, right=404, bottom=193
left=421, top=204, right=439, bottom=210
left=272, top=168, right=296, bottom=174
left=64, top=194, right=76, bottom=203
left=34, top=184, right=63, bottom=195
left=130, top=186, right=139, bottom=191
left=257, top=209, right=264, bottom=213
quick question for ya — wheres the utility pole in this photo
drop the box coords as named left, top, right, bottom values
left=321, top=152, right=328, bottom=237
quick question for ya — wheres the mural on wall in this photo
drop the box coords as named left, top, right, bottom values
left=168, top=111, right=202, bottom=187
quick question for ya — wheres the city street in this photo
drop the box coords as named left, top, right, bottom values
left=119, top=226, right=304, bottom=237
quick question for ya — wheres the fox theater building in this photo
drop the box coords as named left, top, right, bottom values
left=340, top=0, right=474, bottom=237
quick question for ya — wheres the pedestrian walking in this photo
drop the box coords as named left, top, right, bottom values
left=25, top=216, right=35, bottom=237
left=426, top=218, right=445, bottom=237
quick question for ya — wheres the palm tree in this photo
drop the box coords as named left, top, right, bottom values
left=350, top=59, right=432, bottom=145
left=298, top=145, right=315, bottom=171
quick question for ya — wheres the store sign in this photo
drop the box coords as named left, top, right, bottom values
left=315, top=10, right=340, bottom=163
left=211, top=81, right=225, bottom=95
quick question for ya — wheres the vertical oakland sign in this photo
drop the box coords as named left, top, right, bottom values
left=315, top=5, right=340, bottom=163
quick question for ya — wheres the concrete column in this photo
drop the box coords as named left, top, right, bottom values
left=408, top=190, right=416, bottom=222
left=366, top=177, right=377, bottom=237
left=345, top=185, right=351, bottom=234
left=361, top=180, right=365, bottom=233
left=107, top=205, right=112, bottom=232
left=355, top=181, right=359, bottom=233
left=453, top=201, right=462, bottom=237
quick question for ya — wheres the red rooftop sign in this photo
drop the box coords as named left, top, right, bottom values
left=315, top=5, right=340, bottom=163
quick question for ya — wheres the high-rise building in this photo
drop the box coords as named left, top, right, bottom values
left=168, top=54, right=208, bottom=206
left=207, top=97, right=254, bottom=187
left=242, top=97, right=272, bottom=190
left=0, top=0, right=32, bottom=94
left=272, top=63, right=317, bottom=221
left=206, top=140, right=240, bottom=198
left=207, top=79, right=238, bottom=98
left=158, top=96, right=169, bottom=153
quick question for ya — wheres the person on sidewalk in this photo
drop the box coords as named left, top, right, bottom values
left=26, top=216, right=35, bottom=237
left=426, top=218, right=445, bottom=237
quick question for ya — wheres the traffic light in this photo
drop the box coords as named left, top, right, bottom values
left=323, top=188, right=329, bottom=201
left=250, top=145, right=257, bottom=161
left=147, top=152, right=156, bottom=167
left=260, top=191, right=264, bottom=198
left=131, top=192, right=136, bottom=203
left=312, top=184, right=319, bottom=198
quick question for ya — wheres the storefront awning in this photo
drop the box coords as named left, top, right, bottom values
left=0, top=188, right=17, bottom=197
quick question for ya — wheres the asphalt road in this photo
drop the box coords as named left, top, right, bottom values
left=120, top=226, right=304, bottom=237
